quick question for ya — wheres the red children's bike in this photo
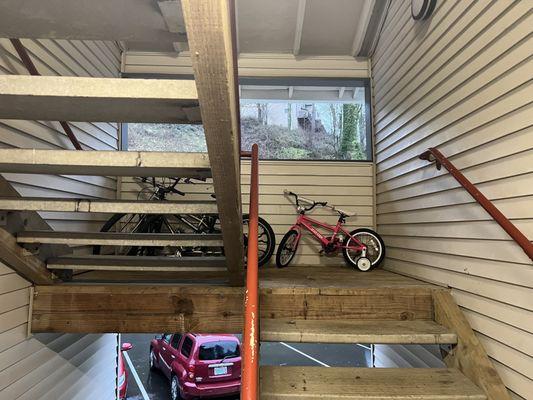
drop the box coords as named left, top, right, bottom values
left=276, top=190, right=385, bottom=271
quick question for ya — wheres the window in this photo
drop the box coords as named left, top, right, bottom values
left=198, top=341, right=240, bottom=361
left=163, top=333, right=172, bottom=343
left=171, top=334, right=182, bottom=349
left=126, top=78, right=372, bottom=161
left=181, top=336, right=193, bottom=358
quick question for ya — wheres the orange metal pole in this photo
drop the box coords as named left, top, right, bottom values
left=420, top=147, right=533, bottom=261
left=241, top=143, right=259, bottom=399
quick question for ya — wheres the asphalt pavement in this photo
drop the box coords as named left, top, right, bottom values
left=122, top=334, right=370, bottom=400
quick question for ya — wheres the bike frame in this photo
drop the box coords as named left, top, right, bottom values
left=290, top=213, right=367, bottom=254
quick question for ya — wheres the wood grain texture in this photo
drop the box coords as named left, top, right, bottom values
left=260, top=367, right=486, bottom=399
left=181, top=0, right=244, bottom=285
left=31, top=268, right=438, bottom=332
left=0, top=197, right=217, bottom=214
left=0, top=149, right=211, bottom=178
left=260, top=319, right=457, bottom=344
left=433, top=291, right=511, bottom=400
left=0, top=228, right=53, bottom=285
left=0, top=75, right=200, bottom=123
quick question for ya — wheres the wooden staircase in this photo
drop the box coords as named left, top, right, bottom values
left=0, top=1, right=510, bottom=399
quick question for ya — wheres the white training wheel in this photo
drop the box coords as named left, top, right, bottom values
left=356, top=256, right=372, bottom=271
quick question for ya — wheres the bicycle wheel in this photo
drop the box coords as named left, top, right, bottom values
left=342, top=228, right=385, bottom=270
left=242, top=215, right=276, bottom=267
left=93, top=213, right=182, bottom=256
left=276, top=229, right=299, bottom=268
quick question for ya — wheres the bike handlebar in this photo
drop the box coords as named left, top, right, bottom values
left=283, top=189, right=356, bottom=217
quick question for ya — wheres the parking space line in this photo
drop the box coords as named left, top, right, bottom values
left=279, top=342, right=331, bottom=367
left=123, top=351, right=150, bottom=400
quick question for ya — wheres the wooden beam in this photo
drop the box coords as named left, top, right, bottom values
left=260, top=319, right=457, bottom=344
left=260, top=367, right=486, bottom=399
left=0, top=75, right=201, bottom=123
left=157, top=1, right=186, bottom=33
left=31, top=285, right=435, bottom=332
left=0, top=228, right=54, bottom=284
left=433, top=290, right=511, bottom=400
left=293, top=0, right=307, bottom=55
left=0, top=197, right=217, bottom=214
left=181, top=0, right=244, bottom=285
left=0, top=149, right=211, bottom=178
left=350, top=0, right=375, bottom=57
left=47, top=255, right=227, bottom=272
left=17, top=231, right=223, bottom=247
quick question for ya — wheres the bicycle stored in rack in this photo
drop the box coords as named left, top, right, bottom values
left=276, top=190, right=385, bottom=271
left=93, top=177, right=276, bottom=267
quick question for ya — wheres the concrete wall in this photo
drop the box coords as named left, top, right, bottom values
left=371, top=1, right=532, bottom=398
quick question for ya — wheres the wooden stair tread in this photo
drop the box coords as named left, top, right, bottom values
left=47, top=255, right=226, bottom=272
left=17, top=231, right=223, bottom=247
left=0, top=197, right=217, bottom=214
left=0, top=75, right=201, bottom=123
left=0, top=149, right=211, bottom=178
left=260, top=319, right=457, bottom=344
left=260, top=367, right=486, bottom=399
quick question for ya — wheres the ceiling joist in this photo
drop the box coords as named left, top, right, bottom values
left=292, top=0, right=307, bottom=56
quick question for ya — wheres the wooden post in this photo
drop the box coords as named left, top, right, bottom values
left=181, top=0, right=244, bottom=285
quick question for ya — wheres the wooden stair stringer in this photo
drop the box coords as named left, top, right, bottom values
left=432, top=290, right=511, bottom=400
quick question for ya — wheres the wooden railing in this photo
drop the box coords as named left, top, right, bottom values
left=420, top=147, right=533, bottom=261
left=241, top=143, right=260, bottom=399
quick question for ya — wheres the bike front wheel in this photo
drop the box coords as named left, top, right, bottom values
left=342, top=228, right=385, bottom=270
left=276, top=229, right=299, bottom=268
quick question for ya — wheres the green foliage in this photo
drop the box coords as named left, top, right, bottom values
left=340, top=104, right=364, bottom=160
left=128, top=124, right=206, bottom=152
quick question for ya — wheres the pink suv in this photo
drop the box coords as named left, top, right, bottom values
left=150, top=333, right=241, bottom=400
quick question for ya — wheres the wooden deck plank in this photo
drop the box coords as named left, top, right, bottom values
left=260, top=367, right=486, bottom=399
left=0, top=149, right=211, bottom=178
left=17, top=231, right=223, bottom=247
left=182, top=0, right=244, bottom=286
left=0, top=197, right=217, bottom=214
left=0, top=75, right=200, bottom=123
left=47, top=255, right=226, bottom=272
left=31, top=268, right=438, bottom=332
left=260, top=319, right=457, bottom=344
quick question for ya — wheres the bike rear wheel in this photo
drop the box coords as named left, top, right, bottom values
left=276, top=229, right=299, bottom=268
left=342, top=228, right=385, bottom=270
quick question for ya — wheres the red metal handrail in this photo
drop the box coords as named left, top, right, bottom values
left=420, top=147, right=533, bottom=261
left=241, top=143, right=260, bottom=399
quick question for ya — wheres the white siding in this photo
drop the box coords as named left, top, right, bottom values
left=0, top=38, right=121, bottom=233
left=121, top=160, right=375, bottom=266
left=371, top=1, right=533, bottom=398
left=0, top=262, right=117, bottom=400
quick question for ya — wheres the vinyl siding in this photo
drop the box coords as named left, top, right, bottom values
left=0, top=262, right=117, bottom=400
left=371, top=1, right=533, bottom=398
left=0, top=38, right=121, bottom=233
left=121, top=159, right=375, bottom=266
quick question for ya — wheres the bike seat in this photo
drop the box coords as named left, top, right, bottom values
left=334, top=207, right=356, bottom=217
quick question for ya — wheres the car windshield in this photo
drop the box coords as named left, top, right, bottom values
left=198, top=341, right=240, bottom=361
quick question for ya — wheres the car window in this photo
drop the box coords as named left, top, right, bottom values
left=198, top=341, right=240, bottom=361
left=163, top=334, right=172, bottom=343
left=170, top=334, right=182, bottom=349
left=181, top=337, right=193, bottom=358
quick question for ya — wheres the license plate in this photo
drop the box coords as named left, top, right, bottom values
left=213, top=366, right=227, bottom=376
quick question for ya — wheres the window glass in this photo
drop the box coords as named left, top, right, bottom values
left=163, top=334, right=172, bottom=343
left=181, top=337, right=193, bottom=358
left=171, top=334, right=182, bottom=349
left=126, top=80, right=371, bottom=161
left=198, top=341, right=240, bottom=361
left=240, top=100, right=369, bottom=160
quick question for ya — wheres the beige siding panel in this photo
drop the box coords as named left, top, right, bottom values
left=373, top=4, right=532, bottom=392
left=121, top=160, right=375, bottom=266
left=0, top=38, right=121, bottom=234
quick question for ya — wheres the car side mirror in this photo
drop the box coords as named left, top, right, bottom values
left=121, top=342, right=133, bottom=352
left=155, top=334, right=163, bottom=340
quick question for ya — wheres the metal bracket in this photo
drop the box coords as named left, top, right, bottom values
left=419, top=149, right=442, bottom=170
